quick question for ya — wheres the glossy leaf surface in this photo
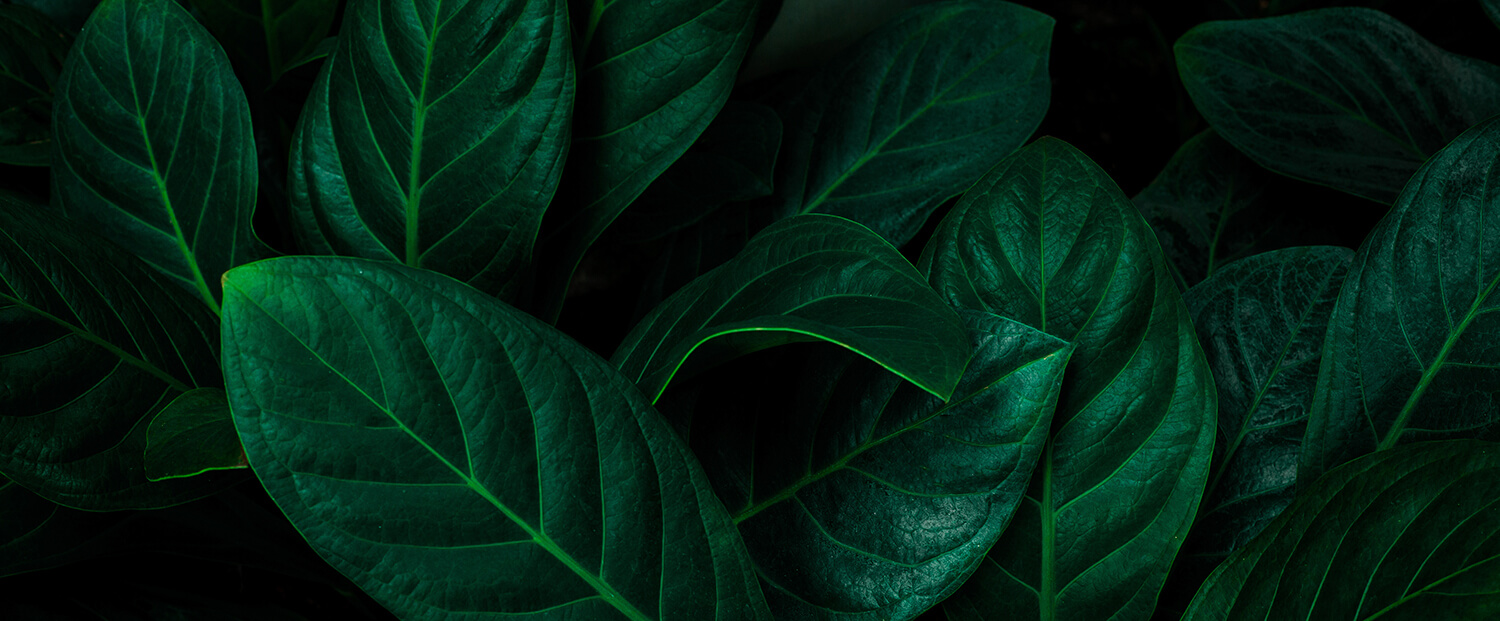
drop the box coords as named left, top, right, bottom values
left=1185, top=439, right=1500, bottom=620
left=922, top=138, right=1217, bottom=620
left=143, top=388, right=247, bottom=482
left=288, top=0, right=574, bottom=303
left=1302, top=116, right=1500, bottom=483
left=611, top=214, right=970, bottom=404
left=185, top=0, right=338, bottom=87
left=221, top=256, right=771, bottom=620
left=0, top=5, right=69, bottom=166
left=1175, top=8, right=1500, bottom=204
left=769, top=0, right=1052, bottom=246
left=0, top=195, right=236, bottom=510
left=51, top=0, right=260, bottom=311
left=689, top=311, right=1069, bottom=620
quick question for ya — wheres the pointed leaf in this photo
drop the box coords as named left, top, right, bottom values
left=51, top=0, right=260, bottom=311
left=221, top=256, right=771, bottom=620
left=185, top=0, right=338, bottom=87
left=287, top=0, right=574, bottom=303
left=922, top=138, right=1216, bottom=620
left=0, top=5, right=70, bottom=166
left=611, top=214, right=970, bottom=404
left=1175, top=8, right=1500, bottom=204
left=144, top=388, right=247, bottom=482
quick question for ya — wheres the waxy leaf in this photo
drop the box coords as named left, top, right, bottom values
left=1302, top=116, right=1500, bottom=484
left=686, top=311, right=1069, bottom=620
left=769, top=0, right=1052, bottom=246
left=0, top=195, right=237, bottom=510
left=611, top=214, right=970, bottom=404
left=1175, top=8, right=1500, bottom=204
left=1185, top=439, right=1500, bottom=620
left=288, top=0, right=574, bottom=303
left=0, top=5, right=70, bottom=166
left=921, top=138, right=1216, bottom=620
left=143, top=388, right=247, bottom=482
left=185, top=0, right=338, bottom=88
left=51, top=0, right=260, bottom=312
left=221, top=256, right=771, bottom=620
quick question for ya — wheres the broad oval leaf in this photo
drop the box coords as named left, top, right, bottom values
left=682, top=311, right=1069, bottom=620
left=0, top=194, right=237, bottom=510
left=221, top=256, right=771, bottom=621
left=1302, top=116, right=1500, bottom=484
left=769, top=0, right=1052, bottom=247
left=143, top=388, right=247, bottom=482
left=185, top=0, right=338, bottom=88
left=0, top=5, right=70, bottom=166
left=51, top=0, right=260, bottom=311
left=1175, top=8, right=1500, bottom=204
left=1185, top=439, right=1500, bottom=620
left=921, top=138, right=1216, bottom=620
left=611, top=214, right=970, bottom=404
left=288, top=0, right=574, bottom=303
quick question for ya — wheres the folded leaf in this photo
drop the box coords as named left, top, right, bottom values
left=51, top=0, right=260, bottom=311
left=921, top=138, right=1216, bottom=620
left=1302, top=116, right=1500, bottom=484
left=1176, top=8, right=1500, bottom=204
left=288, top=0, right=574, bottom=303
left=185, top=0, right=337, bottom=88
left=0, top=195, right=236, bottom=510
left=221, top=256, right=771, bottom=620
left=1185, top=439, right=1500, bottom=620
left=612, top=214, right=970, bottom=404
left=0, top=6, right=70, bottom=166
left=144, top=388, right=247, bottom=482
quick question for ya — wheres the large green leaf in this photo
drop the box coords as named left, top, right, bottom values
left=1175, top=8, right=1500, bottom=204
left=287, top=0, right=574, bottom=303
left=143, top=388, right=247, bottom=482
left=1184, top=439, right=1500, bottom=620
left=0, top=195, right=237, bottom=510
left=0, top=5, right=70, bottom=167
left=185, top=0, right=338, bottom=88
left=530, top=0, right=759, bottom=319
left=1301, top=116, right=1500, bottom=484
left=611, top=214, right=970, bottom=404
left=51, top=0, right=261, bottom=312
left=221, top=256, right=771, bottom=620
left=768, top=0, right=1052, bottom=247
left=920, top=138, right=1217, bottom=620
left=679, top=311, right=1068, bottom=619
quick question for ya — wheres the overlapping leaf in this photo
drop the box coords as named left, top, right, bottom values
left=51, top=0, right=260, bottom=311
left=221, top=256, right=771, bottom=620
left=143, top=388, right=247, bottom=482
left=921, top=138, right=1216, bottom=620
left=0, top=5, right=70, bottom=166
left=185, top=0, right=338, bottom=88
left=288, top=0, right=574, bottom=303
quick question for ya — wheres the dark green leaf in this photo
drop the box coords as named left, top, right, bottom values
left=611, top=214, right=971, bottom=404
left=921, top=138, right=1216, bottom=620
left=1302, top=116, right=1500, bottom=484
left=768, top=0, right=1052, bottom=246
left=0, top=5, right=70, bottom=166
left=0, top=475, right=128, bottom=577
left=0, top=195, right=237, bottom=510
left=1487, top=0, right=1500, bottom=30
left=221, top=256, right=772, bottom=620
left=280, top=36, right=335, bottom=74
left=51, top=0, right=260, bottom=312
left=1184, top=439, right=1500, bottom=620
left=144, top=388, right=247, bottom=482
left=287, top=0, right=574, bottom=303
left=687, top=311, right=1069, bottom=619
left=185, top=0, right=338, bottom=88
left=1175, top=8, right=1500, bottom=204
left=8, top=0, right=98, bottom=32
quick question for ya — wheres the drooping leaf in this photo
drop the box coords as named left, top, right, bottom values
left=287, top=0, right=574, bottom=304
left=221, top=255, right=772, bottom=620
left=1301, top=116, right=1500, bottom=484
left=611, top=214, right=971, bottom=405
left=185, top=0, right=338, bottom=88
left=768, top=0, right=1052, bottom=247
left=143, top=388, right=247, bottom=482
left=0, top=194, right=237, bottom=510
left=1184, top=439, right=1500, bottom=620
left=921, top=138, right=1217, bottom=620
left=0, top=5, right=70, bottom=166
left=1175, top=8, right=1500, bottom=204
left=682, top=311, right=1069, bottom=620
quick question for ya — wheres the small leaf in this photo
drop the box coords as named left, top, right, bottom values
left=144, top=388, right=247, bottom=482
left=185, top=0, right=338, bottom=87
left=0, top=5, right=70, bottom=166
left=1175, top=8, right=1500, bottom=205
left=611, top=214, right=971, bottom=404
left=222, top=256, right=771, bottom=620
left=1185, top=439, right=1500, bottom=620
left=51, top=0, right=261, bottom=311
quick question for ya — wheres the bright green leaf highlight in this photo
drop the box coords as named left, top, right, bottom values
left=0, top=5, right=70, bottom=166
left=144, top=388, right=248, bottom=482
